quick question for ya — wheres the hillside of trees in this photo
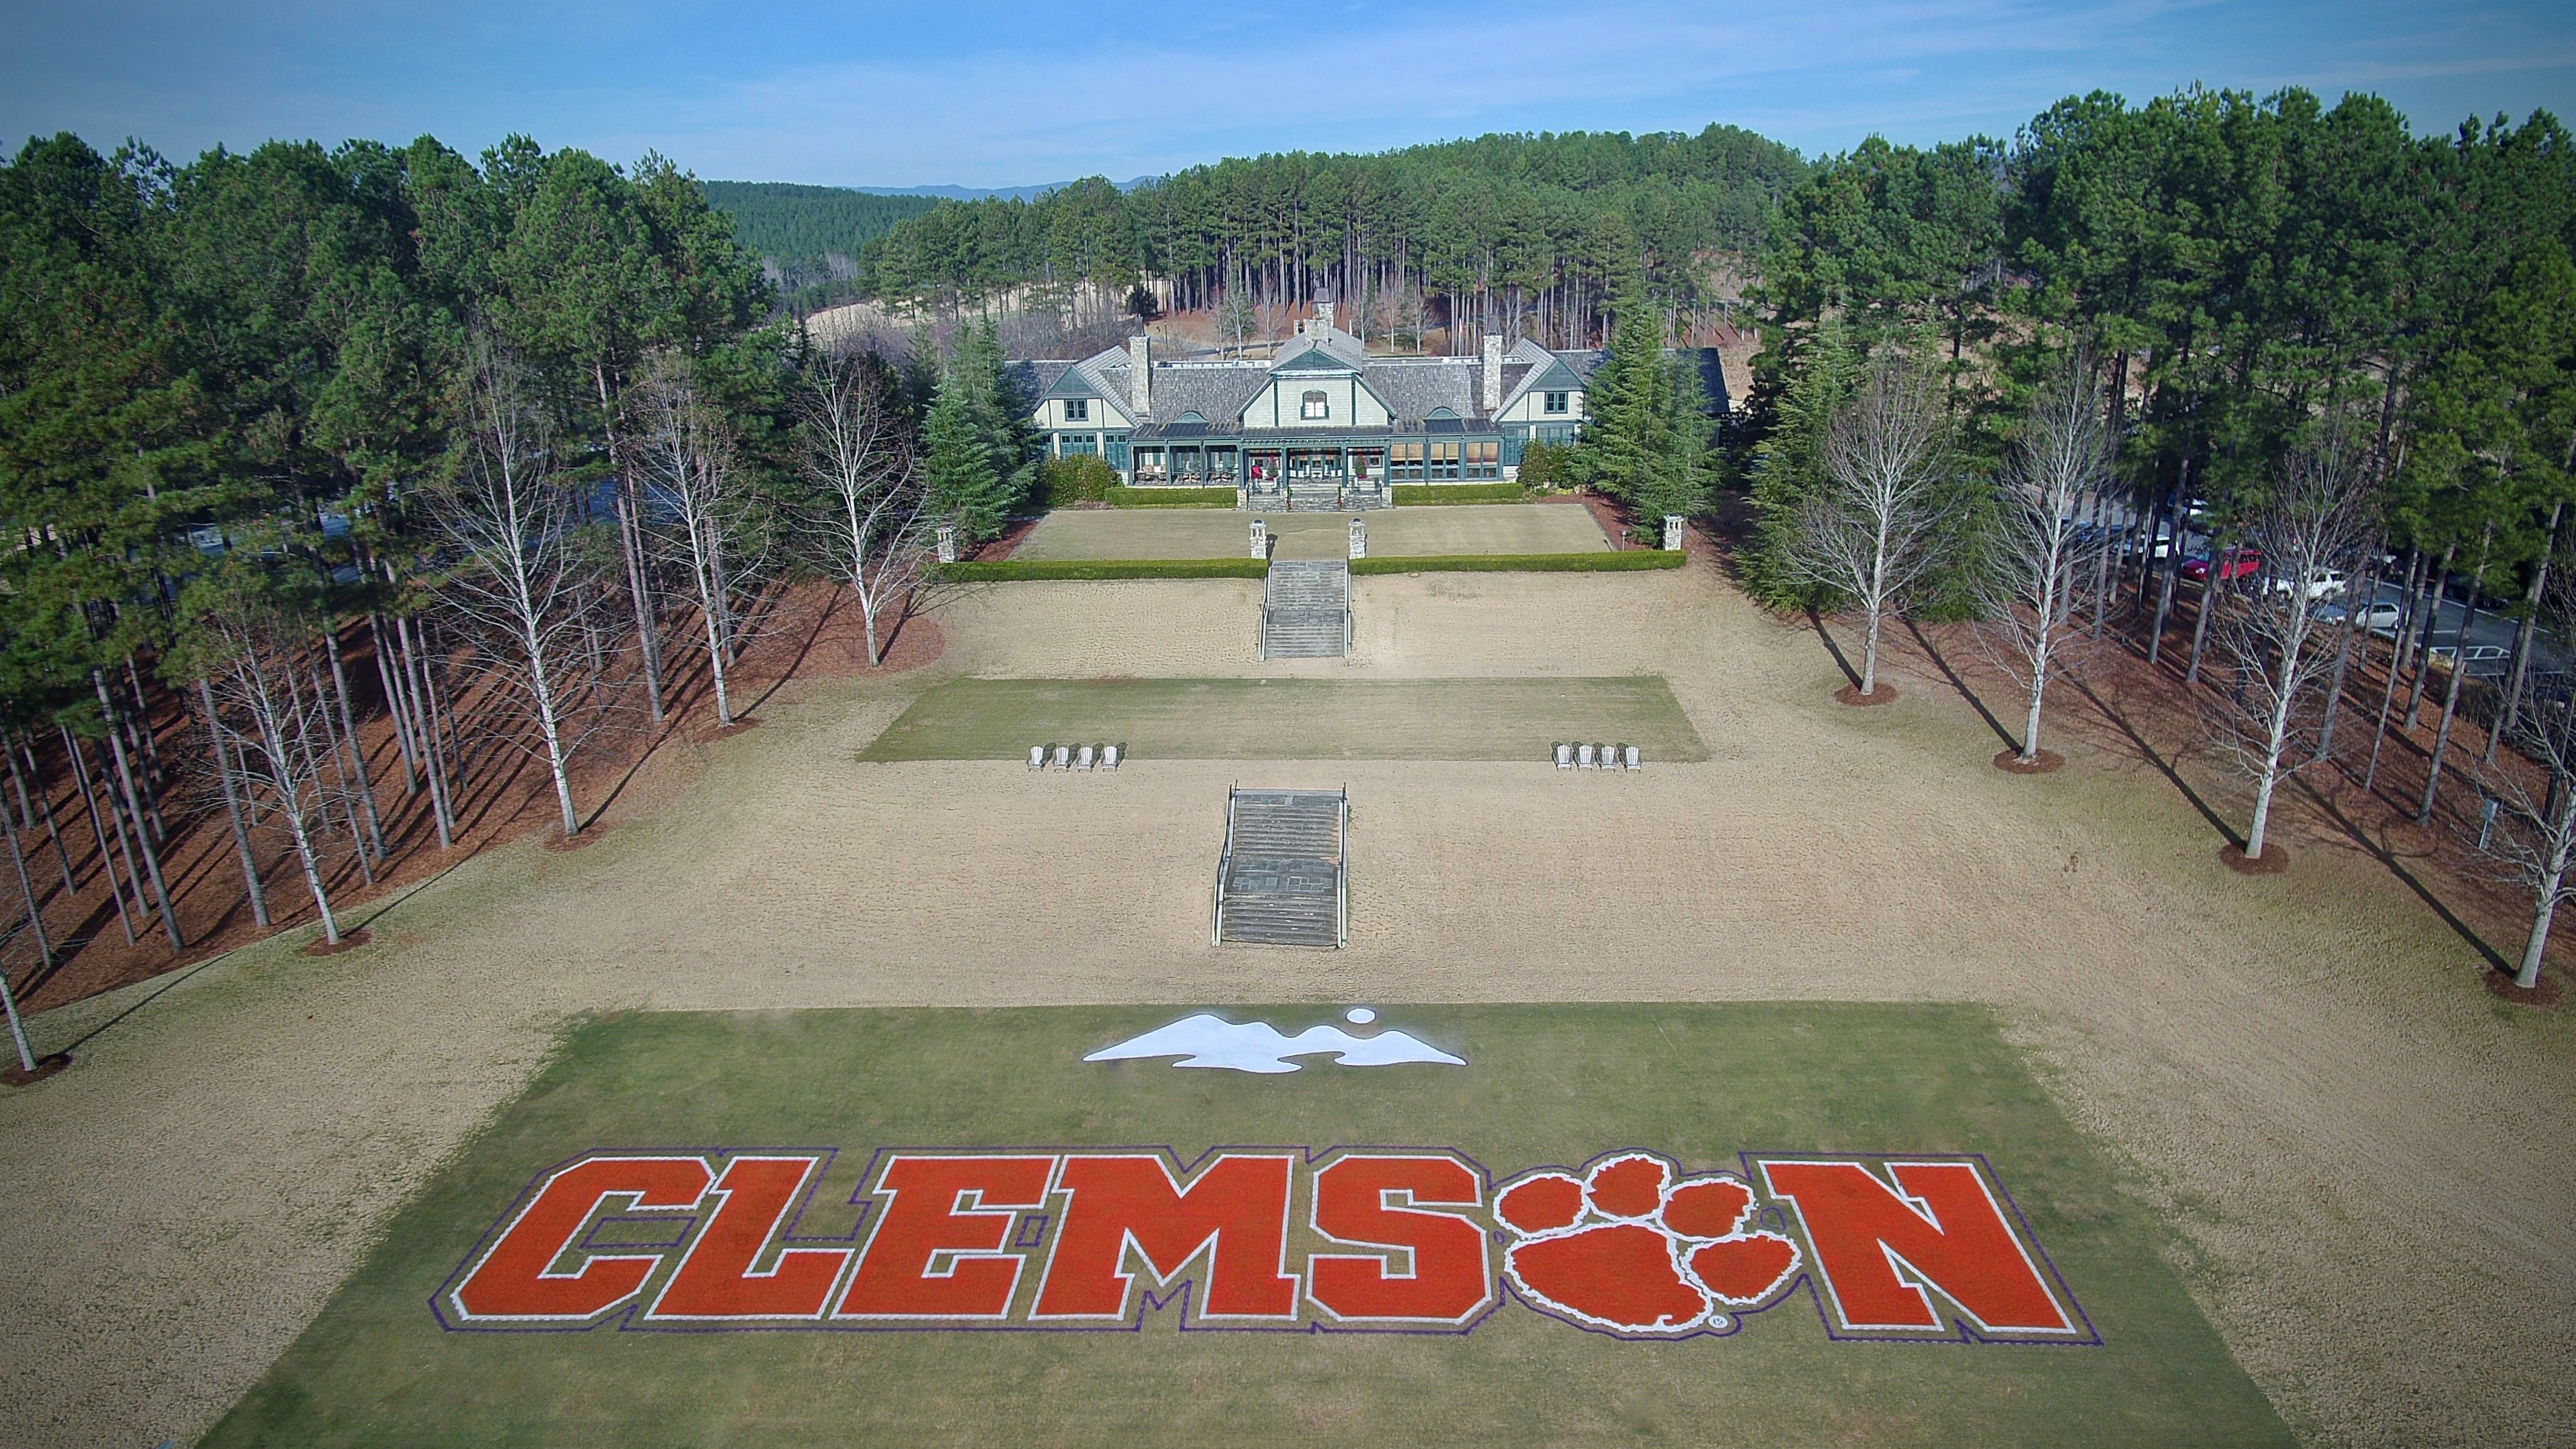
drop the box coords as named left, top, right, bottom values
left=1730, top=87, right=2576, bottom=987
left=699, top=181, right=940, bottom=313
left=0, top=129, right=1047, bottom=1035
left=7, top=86, right=2576, bottom=1025
left=854, top=125, right=1810, bottom=348
left=1740, top=88, right=2575, bottom=610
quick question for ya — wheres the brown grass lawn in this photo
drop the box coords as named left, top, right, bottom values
left=1011, top=502, right=1612, bottom=561
left=0, top=560, right=2569, bottom=1446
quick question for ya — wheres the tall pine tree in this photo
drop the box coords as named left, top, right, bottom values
left=950, top=317, right=1037, bottom=519
left=1573, top=290, right=1670, bottom=507
left=922, top=369, right=1003, bottom=541
left=1741, top=310, right=1861, bottom=608
left=1637, top=354, right=1719, bottom=524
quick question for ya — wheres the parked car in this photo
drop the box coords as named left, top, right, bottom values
left=2426, top=643, right=2512, bottom=677
left=2120, top=525, right=2178, bottom=560
left=2314, top=598, right=2402, bottom=633
left=2181, top=548, right=2263, bottom=583
left=2268, top=568, right=2349, bottom=600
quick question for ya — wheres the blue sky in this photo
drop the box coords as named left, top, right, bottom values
left=3, top=1, right=2570, bottom=185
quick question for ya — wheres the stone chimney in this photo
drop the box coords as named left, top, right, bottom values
left=1316, top=299, right=1336, bottom=332
left=1128, top=334, right=1151, bottom=418
left=1482, top=335, right=1504, bottom=416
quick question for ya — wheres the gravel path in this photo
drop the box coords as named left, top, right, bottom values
left=1, top=564, right=2568, bottom=1447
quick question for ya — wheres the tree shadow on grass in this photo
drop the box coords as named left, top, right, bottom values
left=2067, top=676, right=2246, bottom=851
left=1806, top=608, right=1862, bottom=689
left=2080, top=629, right=2515, bottom=978
left=1902, top=620, right=2020, bottom=753
left=2295, top=777, right=2511, bottom=973
left=741, top=583, right=848, bottom=719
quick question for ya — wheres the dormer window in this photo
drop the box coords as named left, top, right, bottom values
left=1301, top=390, right=1329, bottom=420
left=1543, top=391, right=1569, bottom=414
left=1064, top=398, right=1089, bottom=422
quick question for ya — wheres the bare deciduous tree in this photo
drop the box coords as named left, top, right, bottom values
left=2477, top=555, right=2576, bottom=990
left=799, top=350, right=928, bottom=668
left=1216, top=287, right=1255, bottom=358
left=197, top=602, right=358, bottom=945
left=2201, top=435, right=2376, bottom=862
left=432, top=350, right=623, bottom=840
left=1978, top=364, right=2113, bottom=764
left=637, top=356, right=774, bottom=730
left=1786, top=356, right=1954, bottom=698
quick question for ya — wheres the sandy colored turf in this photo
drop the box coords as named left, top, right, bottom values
left=857, top=676, right=1709, bottom=761
left=1, top=564, right=2572, bottom=1447
left=1011, top=502, right=1610, bottom=561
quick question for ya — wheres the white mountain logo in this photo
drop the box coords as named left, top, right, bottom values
left=1083, top=1008, right=1465, bottom=1073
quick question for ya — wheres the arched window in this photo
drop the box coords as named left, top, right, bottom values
left=1301, top=390, right=1329, bottom=420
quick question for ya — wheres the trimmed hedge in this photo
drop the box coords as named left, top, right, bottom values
left=933, top=557, right=1268, bottom=583
left=1351, top=550, right=1686, bottom=575
left=1103, top=485, right=1238, bottom=508
left=1393, top=483, right=1532, bottom=505
left=1038, top=454, right=1123, bottom=506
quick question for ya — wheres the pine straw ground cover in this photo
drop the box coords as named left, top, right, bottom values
left=854, top=676, right=1711, bottom=762
left=204, top=1003, right=2285, bottom=1447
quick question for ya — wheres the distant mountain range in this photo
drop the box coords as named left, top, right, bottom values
left=845, top=177, right=1163, bottom=202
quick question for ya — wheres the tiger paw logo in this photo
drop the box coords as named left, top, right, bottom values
left=1495, top=1152, right=1802, bottom=1337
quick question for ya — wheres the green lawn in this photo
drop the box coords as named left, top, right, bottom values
left=855, top=676, right=1713, bottom=762
left=205, top=1004, right=2287, bottom=1447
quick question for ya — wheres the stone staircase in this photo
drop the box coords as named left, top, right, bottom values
left=1214, top=788, right=1347, bottom=948
left=1262, top=559, right=1349, bottom=659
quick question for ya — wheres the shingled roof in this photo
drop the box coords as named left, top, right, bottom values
left=1023, top=324, right=1730, bottom=432
left=1362, top=356, right=1482, bottom=426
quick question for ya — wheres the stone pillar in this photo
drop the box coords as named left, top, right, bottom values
left=936, top=525, right=958, bottom=563
left=1250, top=520, right=1268, bottom=559
left=1349, top=518, right=1366, bottom=560
left=1663, top=515, right=1685, bottom=551
left=1482, top=335, right=1504, bottom=415
left=1128, top=334, right=1151, bottom=417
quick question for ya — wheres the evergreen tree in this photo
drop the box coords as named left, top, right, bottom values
left=1572, top=291, right=1669, bottom=504
left=1638, top=354, right=1719, bottom=523
left=1741, top=310, right=1861, bottom=608
left=949, top=317, right=1038, bottom=519
left=921, top=370, right=1003, bottom=541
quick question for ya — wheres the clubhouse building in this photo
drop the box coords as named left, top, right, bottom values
left=1016, top=304, right=1729, bottom=508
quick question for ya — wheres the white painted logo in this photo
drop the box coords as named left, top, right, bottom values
left=1083, top=1008, right=1464, bottom=1074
